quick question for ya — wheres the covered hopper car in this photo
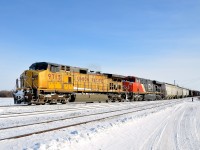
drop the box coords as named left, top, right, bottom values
left=161, top=83, right=189, bottom=99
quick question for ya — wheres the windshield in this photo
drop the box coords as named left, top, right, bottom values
left=29, top=62, right=48, bottom=70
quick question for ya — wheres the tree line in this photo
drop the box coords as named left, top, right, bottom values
left=0, top=90, right=13, bottom=97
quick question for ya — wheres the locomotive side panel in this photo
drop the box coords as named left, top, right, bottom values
left=122, top=81, right=145, bottom=94
left=73, top=72, right=108, bottom=92
left=39, top=70, right=74, bottom=92
left=38, top=71, right=47, bottom=89
left=107, top=78, right=123, bottom=93
left=89, top=74, right=108, bottom=92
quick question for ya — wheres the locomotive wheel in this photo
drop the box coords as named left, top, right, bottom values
left=36, top=103, right=40, bottom=105
left=61, top=98, right=69, bottom=104
left=129, top=98, right=133, bottom=102
left=139, top=96, right=144, bottom=101
left=106, top=99, right=112, bottom=103
left=69, top=95, right=76, bottom=102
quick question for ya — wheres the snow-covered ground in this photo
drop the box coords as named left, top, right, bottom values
left=0, top=98, right=14, bottom=106
left=0, top=97, right=200, bottom=150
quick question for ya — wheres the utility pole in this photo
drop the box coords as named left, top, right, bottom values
left=174, top=80, right=175, bottom=85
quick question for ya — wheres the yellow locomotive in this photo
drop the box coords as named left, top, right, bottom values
left=13, top=62, right=125, bottom=104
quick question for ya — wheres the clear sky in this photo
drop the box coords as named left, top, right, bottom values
left=0, top=0, right=200, bottom=91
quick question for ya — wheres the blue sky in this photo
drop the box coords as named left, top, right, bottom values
left=0, top=0, right=200, bottom=90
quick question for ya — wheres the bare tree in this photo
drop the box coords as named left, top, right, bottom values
left=0, top=90, right=13, bottom=97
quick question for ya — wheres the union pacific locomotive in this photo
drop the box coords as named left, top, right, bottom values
left=13, top=62, right=199, bottom=104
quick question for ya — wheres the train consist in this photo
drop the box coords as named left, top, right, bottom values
left=13, top=62, right=200, bottom=104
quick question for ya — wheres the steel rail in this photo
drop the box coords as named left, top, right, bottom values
left=0, top=100, right=183, bottom=141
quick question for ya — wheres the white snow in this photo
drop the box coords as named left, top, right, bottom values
left=0, top=97, right=200, bottom=150
left=0, top=98, right=14, bottom=106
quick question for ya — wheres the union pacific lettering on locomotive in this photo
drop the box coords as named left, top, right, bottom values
left=13, top=62, right=200, bottom=105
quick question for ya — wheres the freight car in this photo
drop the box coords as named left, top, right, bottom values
left=161, top=83, right=189, bottom=99
left=13, top=62, right=197, bottom=104
left=189, top=90, right=200, bottom=97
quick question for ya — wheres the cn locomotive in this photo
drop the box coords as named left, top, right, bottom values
left=13, top=62, right=199, bottom=105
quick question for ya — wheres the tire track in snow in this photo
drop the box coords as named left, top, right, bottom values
left=175, top=105, right=186, bottom=150
left=177, top=102, right=200, bottom=150
left=141, top=101, right=200, bottom=150
left=140, top=102, right=185, bottom=150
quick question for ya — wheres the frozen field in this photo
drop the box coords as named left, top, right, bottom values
left=0, top=98, right=200, bottom=150
left=0, top=98, right=14, bottom=106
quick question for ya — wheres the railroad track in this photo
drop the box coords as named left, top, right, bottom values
left=0, top=102, right=87, bottom=108
left=0, top=98, right=189, bottom=108
left=0, top=104, right=130, bottom=119
left=0, top=99, right=184, bottom=141
left=0, top=101, right=168, bottom=130
left=0, top=100, right=167, bottom=117
left=0, top=101, right=169, bottom=130
left=0, top=105, right=22, bottom=108
left=0, top=102, right=140, bottom=117
left=0, top=101, right=175, bottom=119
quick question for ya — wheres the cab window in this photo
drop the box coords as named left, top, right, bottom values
left=29, top=62, right=48, bottom=70
left=50, top=65, right=60, bottom=72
